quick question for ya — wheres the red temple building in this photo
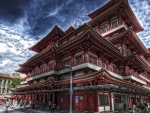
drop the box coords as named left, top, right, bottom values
left=13, top=0, right=150, bottom=112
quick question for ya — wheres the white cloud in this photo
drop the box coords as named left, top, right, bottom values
left=0, top=43, right=8, bottom=52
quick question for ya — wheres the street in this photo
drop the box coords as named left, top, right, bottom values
left=0, top=105, right=36, bottom=113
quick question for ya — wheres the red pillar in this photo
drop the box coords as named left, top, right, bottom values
left=39, top=94, right=42, bottom=104
left=129, top=96, right=133, bottom=107
left=28, top=94, right=31, bottom=104
left=43, top=94, right=45, bottom=101
left=95, top=91, right=99, bottom=112
left=52, top=93, right=55, bottom=102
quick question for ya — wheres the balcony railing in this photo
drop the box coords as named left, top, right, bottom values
left=25, top=56, right=150, bottom=83
left=28, top=57, right=122, bottom=77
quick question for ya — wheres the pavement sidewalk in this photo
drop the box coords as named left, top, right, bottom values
left=27, top=108, right=88, bottom=113
left=14, top=105, right=133, bottom=113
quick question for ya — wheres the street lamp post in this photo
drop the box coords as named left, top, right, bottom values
left=64, top=65, right=73, bottom=113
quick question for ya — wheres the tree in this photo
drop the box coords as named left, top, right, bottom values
left=9, top=78, right=21, bottom=88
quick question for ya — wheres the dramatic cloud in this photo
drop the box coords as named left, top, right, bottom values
left=128, top=0, right=150, bottom=46
left=0, top=0, right=149, bottom=74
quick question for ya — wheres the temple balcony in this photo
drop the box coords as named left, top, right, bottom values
left=21, top=57, right=148, bottom=86
left=100, top=22, right=128, bottom=37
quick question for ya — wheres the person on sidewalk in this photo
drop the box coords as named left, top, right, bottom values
left=14, top=99, right=18, bottom=109
left=36, top=100, right=39, bottom=108
left=23, top=99, right=27, bottom=108
left=51, top=102, right=56, bottom=113
left=5, top=99, right=10, bottom=111
left=144, top=103, right=149, bottom=113
left=32, top=100, right=35, bottom=109
left=42, top=99, right=45, bottom=109
left=133, top=103, right=137, bottom=113
left=48, top=100, right=52, bottom=110
left=19, top=99, right=23, bottom=108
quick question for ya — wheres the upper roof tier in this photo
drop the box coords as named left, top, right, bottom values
left=65, top=26, right=75, bottom=34
left=29, top=25, right=66, bottom=53
left=88, top=0, right=143, bottom=33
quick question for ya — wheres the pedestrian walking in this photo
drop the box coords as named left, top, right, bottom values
left=14, top=99, right=18, bottom=108
left=133, top=103, right=137, bottom=113
left=42, top=99, right=45, bottom=109
left=36, top=100, right=39, bottom=108
left=48, top=100, right=52, bottom=110
left=51, top=102, right=56, bottom=113
left=19, top=99, right=23, bottom=108
left=144, top=103, right=149, bottom=113
left=5, top=99, right=10, bottom=111
left=23, top=99, right=27, bottom=108
left=32, top=100, right=35, bottom=109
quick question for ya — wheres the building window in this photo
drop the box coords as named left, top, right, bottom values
left=117, top=47, right=122, bottom=54
left=89, top=56, right=97, bottom=65
left=101, top=24, right=108, bottom=32
left=63, top=60, right=70, bottom=65
left=124, top=49, right=128, bottom=57
left=111, top=19, right=118, bottom=27
left=76, top=56, right=82, bottom=61
left=99, top=94, right=109, bottom=105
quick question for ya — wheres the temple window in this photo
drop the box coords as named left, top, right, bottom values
left=89, top=56, right=97, bottom=65
left=75, top=55, right=83, bottom=65
left=111, top=19, right=118, bottom=27
left=76, top=55, right=82, bottom=61
left=118, top=47, right=122, bottom=54
left=119, top=68, right=124, bottom=73
left=63, top=60, right=70, bottom=65
left=99, top=94, right=109, bottom=105
left=124, top=48, right=129, bottom=57
left=101, top=24, right=108, bottom=32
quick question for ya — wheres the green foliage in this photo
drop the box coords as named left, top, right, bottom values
left=8, top=78, right=20, bottom=88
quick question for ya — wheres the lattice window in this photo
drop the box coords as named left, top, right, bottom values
left=63, top=60, right=70, bottom=65
left=111, top=19, right=118, bottom=27
left=99, top=94, right=109, bottom=105
left=101, top=24, right=108, bottom=32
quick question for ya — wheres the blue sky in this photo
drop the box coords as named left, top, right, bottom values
left=0, top=0, right=149, bottom=75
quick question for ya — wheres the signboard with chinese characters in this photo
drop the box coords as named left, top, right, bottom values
left=75, top=96, right=79, bottom=103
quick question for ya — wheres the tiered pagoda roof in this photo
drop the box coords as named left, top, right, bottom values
left=29, top=25, right=65, bottom=53
left=88, top=0, right=143, bottom=33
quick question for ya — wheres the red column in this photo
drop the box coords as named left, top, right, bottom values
left=34, top=94, right=37, bottom=101
left=22, top=95, right=23, bottom=100
left=52, top=93, right=55, bottom=102
left=43, top=94, right=45, bottom=101
left=28, top=94, right=31, bottom=104
left=129, top=96, right=133, bottom=107
left=39, top=94, right=41, bottom=104
left=109, top=92, right=113, bottom=111
left=95, top=91, right=99, bottom=112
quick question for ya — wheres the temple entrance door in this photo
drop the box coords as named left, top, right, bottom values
left=74, top=92, right=85, bottom=111
left=74, top=95, right=84, bottom=111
